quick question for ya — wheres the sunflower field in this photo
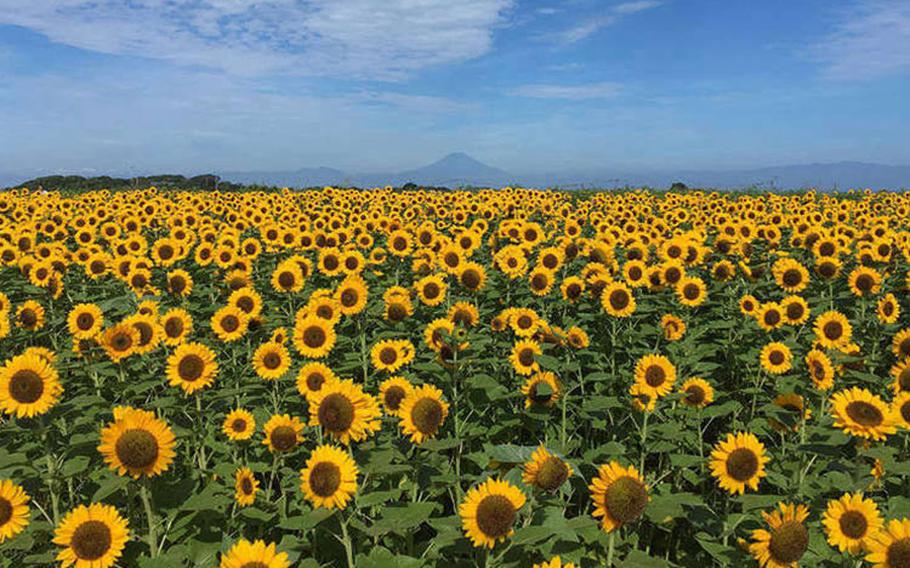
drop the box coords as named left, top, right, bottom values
left=1, top=186, right=910, bottom=568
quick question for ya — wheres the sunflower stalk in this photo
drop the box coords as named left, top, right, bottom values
left=337, top=510, right=355, bottom=568
left=139, top=479, right=158, bottom=557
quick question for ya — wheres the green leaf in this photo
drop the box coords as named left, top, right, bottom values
left=621, top=549, right=670, bottom=567
left=369, top=502, right=437, bottom=535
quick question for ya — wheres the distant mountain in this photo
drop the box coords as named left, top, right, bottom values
left=378, top=152, right=512, bottom=187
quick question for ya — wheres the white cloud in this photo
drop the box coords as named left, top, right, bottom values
left=554, top=0, right=661, bottom=44
left=811, top=0, right=910, bottom=80
left=0, top=0, right=513, bottom=79
left=508, top=82, right=622, bottom=99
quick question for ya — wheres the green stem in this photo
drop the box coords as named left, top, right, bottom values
left=139, top=480, right=158, bottom=557
left=607, top=530, right=617, bottom=566
left=338, top=510, right=355, bottom=568
left=639, top=411, right=649, bottom=475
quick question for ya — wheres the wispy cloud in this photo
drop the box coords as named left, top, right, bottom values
left=508, top=82, right=622, bottom=99
left=0, top=0, right=513, bottom=80
left=810, top=0, right=910, bottom=81
left=554, top=1, right=662, bottom=44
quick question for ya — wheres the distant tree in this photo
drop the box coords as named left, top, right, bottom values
left=669, top=181, right=689, bottom=192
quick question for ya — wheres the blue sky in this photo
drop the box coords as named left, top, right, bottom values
left=0, top=0, right=908, bottom=177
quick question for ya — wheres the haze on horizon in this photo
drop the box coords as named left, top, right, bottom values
left=1, top=0, right=909, bottom=180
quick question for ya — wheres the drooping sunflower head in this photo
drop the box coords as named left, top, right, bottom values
left=379, top=376, right=413, bottom=417
left=219, top=539, right=290, bottom=568
left=459, top=478, right=527, bottom=548
left=98, top=406, right=177, bottom=478
left=822, top=492, right=882, bottom=555
left=222, top=409, right=256, bottom=441
left=830, top=387, right=896, bottom=441
left=679, top=378, right=714, bottom=409
left=589, top=461, right=649, bottom=533
left=308, top=379, right=381, bottom=445
left=0, top=352, right=63, bottom=418
left=299, top=444, right=359, bottom=510
left=522, top=446, right=572, bottom=492
left=399, top=384, right=450, bottom=443
left=166, top=342, right=218, bottom=394
left=748, top=502, right=810, bottom=568
left=261, top=414, right=304, bottom=454
left=53, top=503, right=130, bottom=568
left=709, top=431, right=769, bottom=495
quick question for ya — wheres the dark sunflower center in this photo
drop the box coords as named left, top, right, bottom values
left=782, top=269, right=802, bottom=287
left=768, top=521, right=808, bottom=564
left=384, top=386, right=406, bottom=410
left=883, top=302, right=895, bottom=316
left=411, top=397, right=444, bottom=434
left=131, top=274, right=148, bottom=288
left=9, top=370, right=45, bottom=403
left=263, top=351, right=282, bottom=370
left=240, top=477, right=254, bottom=494
left=855, top=274, right=874, bottom=292
left=604, top=476, right=648, bottom=524
left=303, top=326, right=327, bottom=348
left=19, top=309, right=37, bottom=327
left=115, top=428, right=159, bottom=469
left=644, top=365, right=666, bottom=387
left=838, top=510, right=868, bottom=539
left=164, top=317, right=184, bottom=338
left=221, top=315, right=240, bottom=333
left=306, top=373, right=325, bottom=392
left=269, top=426, right=297, bottom=452
left=338, top=290, right=358, bottom=310
left=725, top=448, right=759, bottom=481
left=276, top=271, right=295, bottom=289
left=900, top=339, right=910, bottom=359
left=318, top=393, right=355, bottom=432
left=786, top=304, right=804, bottom=320
left=665, top=267, right=681, bottom=283
left=683, top=283, right=699, bottom=300
left=531, top=274, right=548, bottom=289
left=316, top=305, right=334, bottom=320
left=475, top=495, right=516, bottom=539
left=231, top=419, right=247, bottom=432
left=158, top=245, right=174, bottom=260
left=309, top=462, right=342, bottom=497
left=0, top=497, right=13, bottom=525
left=742, top=300, right=755, bottom=312
left=70, top=520, right=113, bottom=561
left=845, top=401, right=884, bottom=427
left=769, top=351, right=785, bottom=366
left=535, top=457, right=569, bottom=491
left=886, top=538, right=910, bottom=568
left=379, top=347, right=398, bottom=365
left=609, top=290, right=629, bottom=310
left=170, top=276, right=186, bottom=293
left=819, top=242, right=835, bottom=256
left=566, top=283, right=581, bottom=299
left=823, top=321, right=843, bottom=340
left=134, top=322, right=154, bottom=346
left=518, top=348, right=535, bottom=367
left=236, top=297, right=254, bottom=314
left=423, top=282, right=440, bottom=299
left=764, top=310, right=781, bottom=326
left=685, top=385, right=705, bottom=405
left=76, top=312, right=95, bottom=330
left=178, top=354, right=205, bottom=381
left=529, top=381, right=553, bottom=403
left=462, top=270, right=480, bottom=289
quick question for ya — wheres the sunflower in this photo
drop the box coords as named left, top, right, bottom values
left=760, top=342, right=793, bottom=375
left=822, top=493, right=882, bottom=554
left=0, top=479, right=29, bottom=543
left=509, top=308, right=541, bottom=338
left=460, top=478, right=526, bottom=548
left=781, top=295, right=810, bottom=326
left=773, top=258, right=810, bottom=293
left=522, top=446, right=572, bottom=492
left=228, top=287, right=263, bottom=319
left=336, top=275, right=368, bottom=316
left=379, top=376, right=413, bottom=416
left=566, top=326, right=590, bottom=349
left=122, top=313, right=162, bottom=355
left=211, top=305, right=249, bottom=343
left=877, top=293, right=901, bottom=325
left=166, top=342, right=218, bottom=394
left=252, top=341, right=291, bottom=380
left=679, top=378, right=714, bottom=408
left=893, top=329, right=910, bottom=360
left=865, top=518, right=910, bottom=568
left=769, top=393, right=811, bottom=432
left=98, top=406, right=176, bottom=478
left=234, top=467, right=259, bottom=507
left=459, top=262, right=487, bottom=292
left=633, top=354, right=676, bottom=399
left=709, top=432, right=769, bottom=495
left=448, top=301, right=480, bottom=328
left=67, top=303, right=104, bottom=340
left=15, top=300, right=45, bottom=331
left=528, top=267, right=554, bottom=296
left=220, top=539, right=290, bottom=568
left=589, top=462, right=649, bottom=533
left=292, top=314, right=336, bottom=359
left=560, top=275, right=585, bottom=302
left=676, top=276, right=707, bottom=307
left=261, top=414, right=304, bottom=454
left=848, top=266, right=882, bottom=297
left=659, top=314, right=686, bottom=341
left=521, top=371, right=561, bottom=408
left=533, top=558, right=576, bottom=568
left=296, top=362, right=337, bottom=397
left=370, top=339, right=415, bottom=373
left=307, top=379, right=381, bottom=445
left=415, top=273, right=448, bottom=306
left=815, top=311, right=853, bottom=349
left=53, top=503, right=129, bottom=568
left=0, top=352, right=63, bottom=418
left=830, top=387, right=896, bottom=441
left=222, top=409, right=256, bottom=441
left=601, top=281, right=636, bottom=317
left=894, top=392, right=910, bottom=429
left=166, top=268, right=193, bottom=297
left=160, top=308, right=192, bottom=346
left=399, top=384, right=449, bottom=443
left=748, top=502, right=810, bottom=568
left=509, top=339, right=542, bottom=376
left=271, top=261, right=304, bottom=293
left=806, top=349, right=835, bottom=390
left=757, top=302, right=785, bottom=332
left=299, top=444, right=358, bottom=509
